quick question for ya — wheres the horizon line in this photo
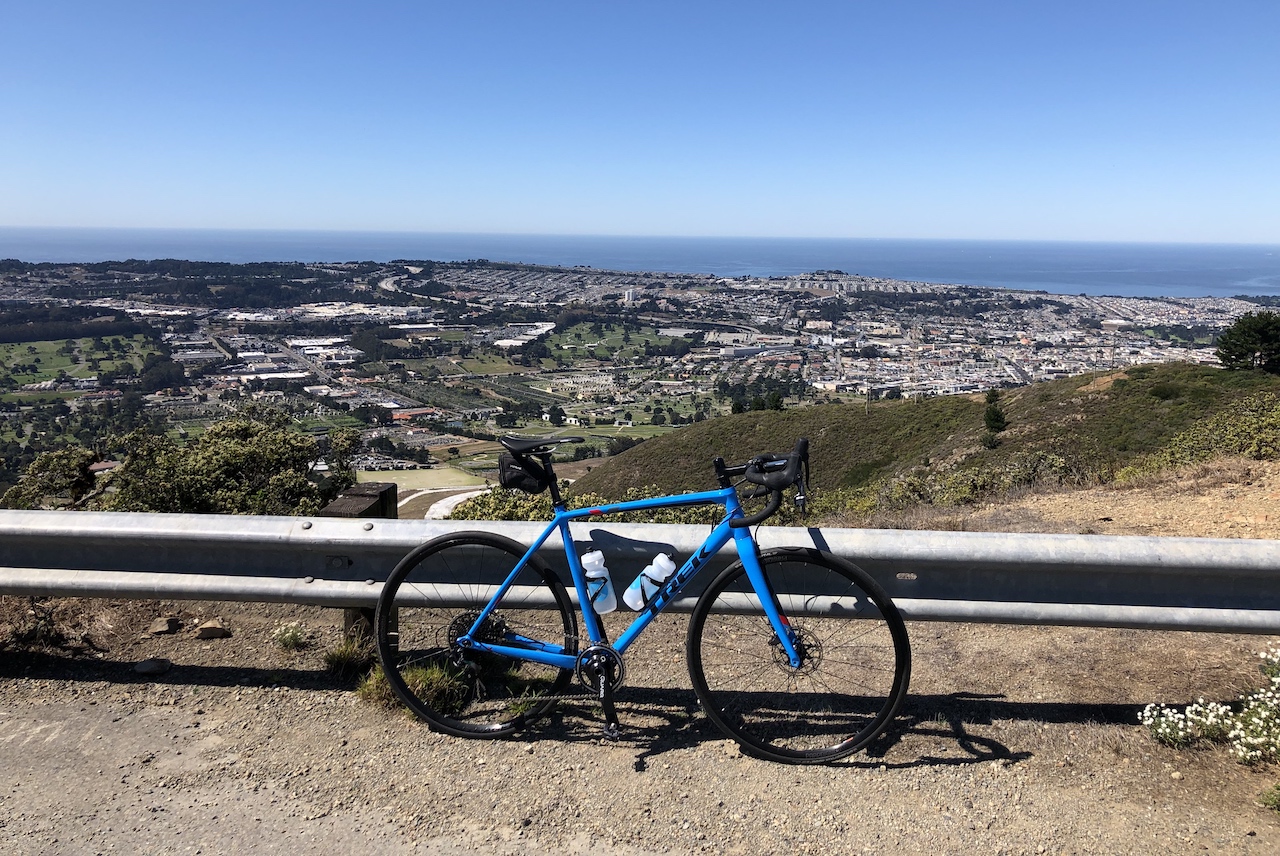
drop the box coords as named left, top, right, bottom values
left=1, top=224, right=1277, bottom=250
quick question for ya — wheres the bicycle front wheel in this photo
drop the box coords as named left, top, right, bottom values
left=375, top=532, right=578, bottom=738
left=687, top=547, right=910, bottom=764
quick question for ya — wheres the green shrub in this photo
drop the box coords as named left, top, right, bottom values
left=323, top=637, right=374, bottom=680
left=872, top=449, right=1074, bottom=510
left=357, top=664, right=470, bottom=715
left=450, top=485, right=724, bottom=525
left=1149, top=382, right=1183, bottom=401
left=1118, top=392, right=1280, bottom=480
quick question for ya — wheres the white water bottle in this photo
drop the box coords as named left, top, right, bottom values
left=582, top=550, right=617, bottom=614
left=623, top=553, right=677, bottom=610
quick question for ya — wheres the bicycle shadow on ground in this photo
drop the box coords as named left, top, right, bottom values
left=4, top=652, right=1138, bottom=772
left=510, top=687, right=1136, bottom=772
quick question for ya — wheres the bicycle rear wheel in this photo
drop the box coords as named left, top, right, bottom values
left=375, top=532, right=578, bottom=737
left=687, top=547, right=910, bottom=764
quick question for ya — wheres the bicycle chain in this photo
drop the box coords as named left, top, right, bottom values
left=483, top=620, right=612, bottom=704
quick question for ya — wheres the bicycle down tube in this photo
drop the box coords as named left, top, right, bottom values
left=453, top=486, right=803, bottom=670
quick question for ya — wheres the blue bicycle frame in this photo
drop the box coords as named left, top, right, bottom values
left=453, top=486, right=804, bottom=669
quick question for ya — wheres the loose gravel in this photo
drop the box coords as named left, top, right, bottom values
left=2, top=600, right=1279, bottom=855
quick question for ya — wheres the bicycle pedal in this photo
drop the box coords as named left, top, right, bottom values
left=601, top=722, right=621, bottom=742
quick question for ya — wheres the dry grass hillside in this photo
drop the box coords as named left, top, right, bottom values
left=853, top=456, right=1280, bottom=540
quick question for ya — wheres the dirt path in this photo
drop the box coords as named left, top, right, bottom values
left=3, top=460, right=1279, bottom=855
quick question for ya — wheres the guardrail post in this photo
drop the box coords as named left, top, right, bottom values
left=321, top=482, right=398, bottom=639
left=321, top=481, right=398, bottom=521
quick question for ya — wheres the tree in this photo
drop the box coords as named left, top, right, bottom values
left=1216, top=311, right=1280, bottom=373
left=0, top=446, right=98, bottom=509
left=2, top=407, right=356, bottom=515
left=984, top=402, right=1008, bottom=433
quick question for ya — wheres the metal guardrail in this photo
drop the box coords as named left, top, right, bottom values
left=1, top=509, right=1278, bottom=633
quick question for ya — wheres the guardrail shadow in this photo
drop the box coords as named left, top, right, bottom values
left=1, top=650, right=344, bottom=692
left=2, top=651, right=1142, bottom=770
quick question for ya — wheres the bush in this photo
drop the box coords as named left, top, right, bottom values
left=448, top=478, right=872, bottom=528
left=450, top=484, right=724, bottom=525
left=323, top=637, right=374, bottom=680
left=357, top=663, right=469, bottom=716
left=1, top=406, right=359, bottom=514
left=1118, top=392, right=1280, bottom=480
left=872, top=449, right=1073, bottom=510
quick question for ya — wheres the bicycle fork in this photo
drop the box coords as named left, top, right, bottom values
left=734, top=532, right=805, bottom=669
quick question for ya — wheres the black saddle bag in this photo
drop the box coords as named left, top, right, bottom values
left=498, top=453, right=549, bottom=494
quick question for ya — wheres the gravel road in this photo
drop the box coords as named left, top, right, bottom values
left=3, top=600, right=1279, bottom=856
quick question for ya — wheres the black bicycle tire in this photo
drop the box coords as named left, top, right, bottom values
left=375, top=531, right=578, bottom=738
left=686, top=547, right=910, bottom=764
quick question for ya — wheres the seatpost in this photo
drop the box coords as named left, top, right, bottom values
left=541, top=452, right=565, bottom=507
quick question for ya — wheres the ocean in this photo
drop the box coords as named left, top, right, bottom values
left=1, top=227, right=1278, bottom=299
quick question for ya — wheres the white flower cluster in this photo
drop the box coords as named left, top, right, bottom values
left=1260, top=644, right=1280, bottom=679
left=1139, top=698, right=1232, bottom=747
left=1228, top=675, right=1280, bottom=764
left=1139, top=703, right=1197, bottom=747
left=270, top=620, right=309, bottom=650
left=1141, top=646, right=1280, bottom=766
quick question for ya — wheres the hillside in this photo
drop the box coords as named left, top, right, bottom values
left=866, top=456, right=1280, bottom=540
left=570, top=362, right=1280, bottom=503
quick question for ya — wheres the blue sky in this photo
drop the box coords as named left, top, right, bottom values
left=2, top=1, right=1277, bottom=242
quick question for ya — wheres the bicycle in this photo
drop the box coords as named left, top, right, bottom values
left=374, top=435, right=911, bottom=764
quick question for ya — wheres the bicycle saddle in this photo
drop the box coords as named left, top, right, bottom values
left=499, top=434, right=585, bottom=454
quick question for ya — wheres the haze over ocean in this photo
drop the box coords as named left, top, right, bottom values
left=1, top=227, right=1277, bottom=301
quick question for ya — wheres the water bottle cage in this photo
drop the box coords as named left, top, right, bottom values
left=639, top=573, right=662, bottom=598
